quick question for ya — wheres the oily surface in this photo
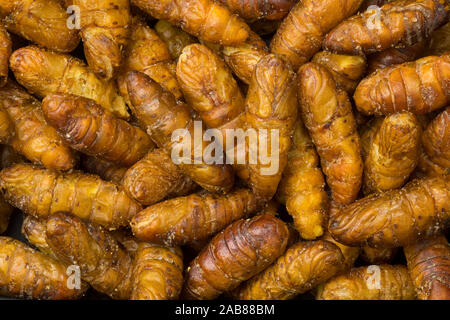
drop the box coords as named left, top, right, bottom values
left=0, top=26, right=10, bottom=87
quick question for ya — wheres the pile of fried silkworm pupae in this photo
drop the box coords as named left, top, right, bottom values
left=0, top=0, right=448, bottom=301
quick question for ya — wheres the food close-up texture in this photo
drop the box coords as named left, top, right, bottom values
left=0, top=0, right=448, bottom=301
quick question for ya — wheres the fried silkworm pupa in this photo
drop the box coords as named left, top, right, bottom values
left=0, top=195, right=13, bottom=234
left=126, top=71, right=235, bottom=194
left=183, top=214, right=289, bottom=300
left=232, top=240, right=344, bottom=300
left=123, top=149, right=197, bottom=206
left=0, top=163, right=142, bottom=229
left=0, top=0, right=80, bottom=52
left=360, top=247, right=398, bottom=265
left=244, top=54, right=298, bottom=200
left=322, top=230, right=360, bottom=272
left=154, top=20, right=198, bottom=59
left=276, top=120, right=328, bottom=240
left=131, top=189, right=262, bottom=246
left=10, top=46, right=129, bottom=119
left=354, top=54, right=450, bottom=115
left=217, top=0, right=295, bottom=21
left=131, top=0, right=250, bottom=46
left=117, top=17, right=182, bottom=103
left=426, top=22, right=450, bottom=56
left=363, top=112, right=421, bottom=194
left=81, top=155, right=127, bottom=185
left=0, top=25, right=11, bottom=87
left=316, top=265, right=416, bottom=300
left=46, top=212, right=133, bottom=299
left=131, top=243, right=184, bottom=300
left=329, top=175, right=450, bottom=248
left=42, top=93, right=154, bottom=167
left=0, top=82, right=76, bottom=171
left=298, top=62, right=363, bottom=206
left=324, top=0, right=448, bottom=56
left=0, top=107, right=13, bottom=144
left=270, top=0, right=363, bottom=69
left=0, top=236, right=88, bottom=299
left=72, top=0, right=131, bottom=80
left=404, top=235, right=450, bottom=300
left=312, top=51, right=367, bottom=94
left=21, top=215, right=56, bottom=258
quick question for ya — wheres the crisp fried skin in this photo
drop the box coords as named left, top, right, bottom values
left=0, top=0, right=80, bottom=52
left=42, top=94, right=153, bottom=167
left=155, top=20, right=198, bottom=59
left=329, top=175, right=450, bottom=248
left=245, top=54, right=298, bottom=200
left=10, top=46, right=129, bottom=119
left=316, top=265, right=416, bottom=300
left=360, top=247, right=398, bottom=264
left=46, top=212, right=132, bottom=299
left=0, top=236, right=88, bottom=299
left=0, top=163, right=142, bottom=229
left=312, top=52, right=367, bottom=93
left=217, top=0, right=295, bottom=21
left=131, top=0, right=250, bottom=45
left=72, top=0, right=130, bottom=80
left=322, top=231, right=360, bottom=271
left=0, top=108, right=13, bottom=144
left=367, top=41, right=427, bottom=74
left=355, top=54, right=450, bottom=114
left=0, top=26, right=10, bottom=87
left=21, top=215, right=56, bottom=258
left=325, top=0, right=448, bottom=56
left=126, top=71, right=234, bottom=193
left=81, top=155, right=127, bottom=185
left=363, top=112, right=421, bottom=194
left=0, top=83, right=76, bottom=171
left=131, top=189, right=262, bottom=246
left=131, top=243, right=184, bottom=300
left=183, top=214, right=289, bottom=300
left=117, top=17, right=182, bottom=103
left=404, top=235, right=450, bottom=300
left=276, top=120, right=328, bottom=240
left=0, top=195, right=13, bottom=234
left=422, top=107, right=450, bottom=172
left=123, top=149, right=196, bottom=206
left=427, top=22, right=450, bottom=56
left=270, top=0, right=362, bottom=69
left=298, top=63, right=363, bottom=206
left=360, top=117, right=383, bottom=159
left=232, top=240, right=344, bottom=300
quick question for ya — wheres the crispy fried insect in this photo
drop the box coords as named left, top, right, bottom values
left=217, top=0, right=295, bottom=21
left=363, top=112, right=421, bottom=194
left=131, top=243, right=184, bottom=300
left=404, top=235, right=450, bottom=300
left=131, top=189, right=262, bottom=246
left=298, top=63, right=363, bottom=206
left=360, top=117, right=383, bottom=158
left=316, top=265, right=416, bottom=300
left=312, top=52, right=367, bottom=93
left=322, top=231, right=360, bottom=272
left=10, top=46, right=129, bottom=119
left=0, top=107, right=13, bottom=144
left=42, top=94, right=154, bottom=167
left=360, top=247, right=398, bottom=264
left=427, top=22, right=450, bottom=56
left=131, top=0, right=250, bottom=45
left=232, top=240, right=344, bottom=300
left=0, top=145, right=25, bottom=169
left=81, top=155, right=127, bottom=185
left=270, top=0, right=363, bottom=69
left=155, top=20, right=198, bottom=59
left=0, top=25, right=10, bottom=87
left=72, top=0, right=131, bottom=80
left=0, top=236, right=88, bottom=299
left=324, top=0, right=448, bottom=56
left=329, top=175, right=450, bottom=248
left=0, top=83, right=76, bottom=171
left=0, top=195, right=13, bottom=234
left=355, top=54, right=450, bottom=115
left=46, top=212, right=132, bottom=299
left=276, top=120, right=328, bottom=240
left=117, top=17, right=182, bottom=103
left=422, top=106, right=450, bottom=173
left=367, top=40, right=427, bottom=74
left=183, top=214, right=289, bottom=300
left=0, top=0, right=80, bottom=52
left=244, top=54, right=298, bottom=200
left=21, top=215, right=56, bottom=258
left=123, top=149, right=197, bottom=206
left=0, top=163, right=142, bottom=229
left=126, top=71, right=234, bottom=193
